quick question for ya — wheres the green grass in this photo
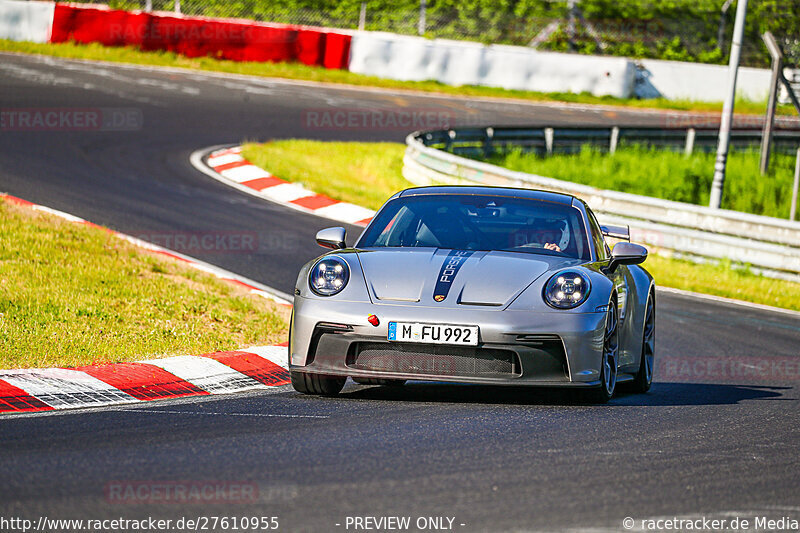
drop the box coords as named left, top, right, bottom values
left=242, top=139, right=800, bottom=311
left=488, top=145, right=800, bottom=218
left=242, top=140, right=408, bottom=211
left=644, top=255, right=800, bottom=311
left=1, top=39, right=795, bottom=116
left=0, top=200, right=289, bottom=369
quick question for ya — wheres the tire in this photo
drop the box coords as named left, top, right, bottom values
left=584, top=298, right=619, bottom=404
left=290, top=370, right=346, bottom=396
left=352, top=377, right=407, bottom=387
left=629, top=290, right=655, bottom=394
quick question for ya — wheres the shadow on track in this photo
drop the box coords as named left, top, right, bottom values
left=330, top=381, right=792, bottom=407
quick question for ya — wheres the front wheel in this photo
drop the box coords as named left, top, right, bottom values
left=291, top=371, right=346, bottom=396
left=584, top=299, right=619, bottom=404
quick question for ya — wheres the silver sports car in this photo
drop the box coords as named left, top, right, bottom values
left=289, top=186, right=655, bottom=402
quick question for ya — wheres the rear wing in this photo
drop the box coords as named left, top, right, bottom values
left=600, top=224, right=630, bottom=241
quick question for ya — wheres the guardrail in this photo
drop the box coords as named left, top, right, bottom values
left=403, top=126, right=800, bottom=281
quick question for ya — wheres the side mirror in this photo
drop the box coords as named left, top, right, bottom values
left=316, top=227, right=346, bottom=250
left=608, top=242, right=647, bottom=273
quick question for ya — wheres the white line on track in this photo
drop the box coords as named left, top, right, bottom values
left=656, top=286, right=800, bottom=318
left=108, top=407, right=329, bottom=419
left=12, top=51, right=796, bottom=123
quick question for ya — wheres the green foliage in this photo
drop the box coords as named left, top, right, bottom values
left=488, top=145, right=800, bottom=218
left=106, top=0, right=800, bottom=66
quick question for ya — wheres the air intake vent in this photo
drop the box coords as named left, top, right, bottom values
left=349, top=343, right=519, bottom=378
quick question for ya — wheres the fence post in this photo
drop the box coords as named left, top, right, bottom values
left=610, top=126, right=619, bottom=154
left=445, top=129, right=455, bottom=152
left=710, top=0, right=748, bottom=209
left=760, top=32, right=783, bottom=175
left=717, top=0, right=733, bottom=54
left=418, top=0, right=427, bottom=36
left=483, top=127, right=494, bottom=159
left=791, top=146, right=800, bottom=221
left=174, top=0, right=181, bottom=14
left=545, top=128, right=554, bottom=156
left=359, top=2, right=366, bottom=31
left=685, top=128, right=696, bottom=156
left=145, top=0, right=152, bottom=12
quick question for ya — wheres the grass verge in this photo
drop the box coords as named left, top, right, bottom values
left=487, top=145, right=800, bottom=218
left=1, top=39, right=795, bottom=116
left=0, top=200, right=289, bottom=369
left=242, top=139, right=800, bottom=311
left=242, top=140, right=407, bottom=211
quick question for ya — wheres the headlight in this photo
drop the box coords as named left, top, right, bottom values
left=543, top=271, right=591, bottom=309
left=309, top=256, right=350, bottom=296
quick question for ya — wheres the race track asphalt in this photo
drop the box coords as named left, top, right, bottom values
left=1, top=52, right=799, bottom=532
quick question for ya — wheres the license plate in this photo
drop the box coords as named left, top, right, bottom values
left=387, top=322, right=479, bottom=346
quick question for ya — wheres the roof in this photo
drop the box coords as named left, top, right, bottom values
left=398, top=185, right=575, bottom=205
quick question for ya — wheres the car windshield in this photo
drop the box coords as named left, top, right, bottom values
left=357, top=193, right=591, bottom=260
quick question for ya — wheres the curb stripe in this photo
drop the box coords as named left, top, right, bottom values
left=202, top=351, right=290, bottom=387
left=241, top=176, right=285, bottom=190
left=0, top=369, right=139, bottom=409
left=76, top=362, right=207, bottom=401
left=243, top=346, right=290, bottom=370
left=2, top=195, right=35, bottom=207
left=201, top=146, right=376, bottom=228
left=213, top=159, right=251, bottom=172
left=141, top=356, right=269, bottom=395
left=207, top=154, right=245, bottom=168
left=291, top=194, right=339, bottom=210
left=220, top=165, right=273, bottom=183
left=314, top=202, right=375, bottom=224
left=0, top=349, right=292, bottom=415
left=0, top=380, right=53, bottom=412
left=260, top=182, right=315, bottom=202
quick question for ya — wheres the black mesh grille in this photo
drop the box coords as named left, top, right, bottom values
left=349, top=343, right=519, bottom=378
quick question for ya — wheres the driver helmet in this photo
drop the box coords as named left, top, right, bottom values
left=533, top=219, right=570, bottom=250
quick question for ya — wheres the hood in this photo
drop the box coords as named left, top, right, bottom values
left=357, top=248, right=572, bottom=309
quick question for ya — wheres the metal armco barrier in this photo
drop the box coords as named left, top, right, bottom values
left=403, top=126, right=800, bottom=280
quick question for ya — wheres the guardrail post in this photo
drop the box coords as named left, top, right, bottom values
left=545, top=128, right=554, bottom=156
left=483, top=127, right=494, bottom=159
left=445, top=129, right=455, bottom=152
left=792, top=146, right=800, bottom=221
left=610, top=127, right=619, bottom=154
left=760, top=32, right=783, bottom=175
left=685, top=128, right=696, bottom=156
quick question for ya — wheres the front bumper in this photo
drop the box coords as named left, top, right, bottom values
left=290, top=297, right=607, bottom=387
